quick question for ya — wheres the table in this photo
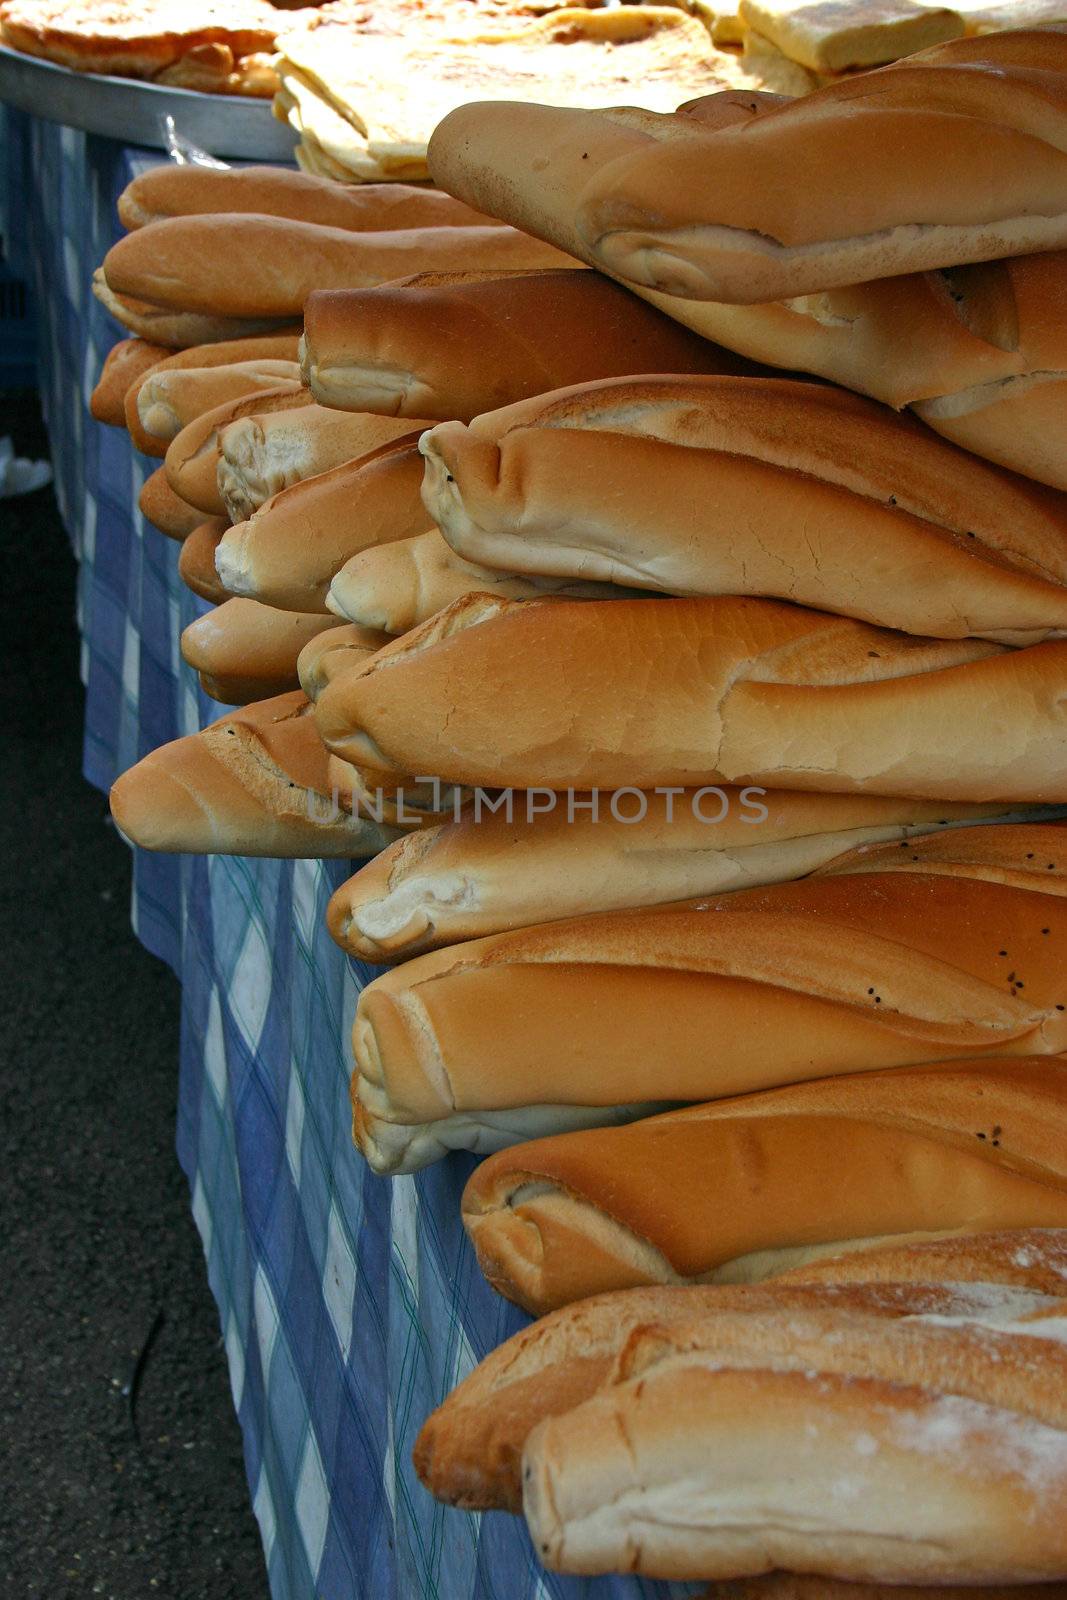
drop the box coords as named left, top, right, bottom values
left=5, top=105, right=702, bottom=1600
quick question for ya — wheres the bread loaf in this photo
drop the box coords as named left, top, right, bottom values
left=326, top=528, right=629, bottom=635
left=217, top=407, right=432, bottom=528
left=571, top=30, right=1067, bottom=303
left=416, top=1271, right=1063, bottom=1514
left=423, top=375, right=1067, bottom=643
left=101, top=214, right=578, bottom=320
left=312, top=592, right=1067, bottom=803
left=427, top=93, right=1067, bottom=489
left=522, top=1272, right=1067, bottom=1582
left=179, top=599, right=342, bottom=704
left=328, top=791, right=1018, bottom=961
left=777, top=1227, right=1067, bottom=1298
left=138, top=465, right=202, bottom=540
left=121, top=331, right=302, bottom=454
left=109, top=691, right=400, bottom=857
left=90, top=337, right=170, bottom=426
left=91, top=266, right=290, bottom=348
left=214, top=434, right=428, bottom=612
left=461, top=1057, right=1067, bottom=1315
left=301, top=268, right=766, bottom=419
left=348, top=822, right=1067, bottom=1173
left=296, top=622, right=393, bottom=704
left=178, top=518, right=231, bottom=603
left=164, top=384, right=308, bottom=515
left=135, top=358, right=302, bottom=444
left=117, top=163, right=494, bottom=231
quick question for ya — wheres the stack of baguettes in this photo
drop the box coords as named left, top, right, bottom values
left=100, top=26, right=1067, bottom=1591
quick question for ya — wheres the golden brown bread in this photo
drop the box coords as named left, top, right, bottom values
left=348, top=822, right=1067, bottom=1174
left=214, top=434, right=429, bottom=612
left=116, top=164, right=494, bottom=232
left=300, top=268, right=768, bottom=419
left=414, top=1231, right=1067, bottom=1513
left=90, top=337, right=170, bottom=426
left=461, top=1057, right=1067, bottom=1316
left=571, top=30, right=1067, bottom=302
left=328, top=790, right=1019, bottom=961
left=312, top=592, right=1067, bottom=804
left=91, top=267, right=290, bottom=348
left=423, top=375, right=1067, bottom=643
left=121, top=331, right=302, bottom=455
left=426, top=92, right=1067, bottom=488
left=178, top=519, right=231, bottom=603
left=164, top=384, right=308, bottom=516
left=179, top=599, right=342, bottom=705
left=108, top=691, right=400, bottom=858
left=326, top=527, right=630, bottom=634
left=138, top=466, right=202, bottom=541
left=134, top=359, right=302, bottom=446
left=216, top=407, right=430, bottom=526
left=778, top=1227, right=1067, bottom=1297
left=101, top=214, right=579, bottom=321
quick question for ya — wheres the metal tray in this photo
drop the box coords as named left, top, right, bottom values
left=0, top=42, right=298, bottom=158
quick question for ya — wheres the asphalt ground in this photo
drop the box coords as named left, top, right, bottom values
left=0, top=391, right=268, bottom=1600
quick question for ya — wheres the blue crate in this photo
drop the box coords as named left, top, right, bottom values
left=0, top=252, right=37, bottom=389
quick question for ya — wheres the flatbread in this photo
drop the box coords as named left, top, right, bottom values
left=737, top=0, right=964, bottom=72
left=273, top=5, right=753, bottom=182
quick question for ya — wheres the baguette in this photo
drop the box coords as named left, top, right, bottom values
left=296, top=622, right=393, bottom=703
left=461, top=1057, right=1067, bottom=1316
left=117, top=164, right=494, bottom=232
left=571, top=31, right=1067, bottom=303
left=327, top=791, right=1018, bottom=961
left=101, top=214, right=578, bottom=320
left=178, top=518, right=231, bottom=603
left=348, top=822, right=1067, bottom=1174
left=91, top=267, right=290, bottom=348
left=301, top=267, right=767, bottom=419
left=416, top=1271, right=1062, bottom=1514
left=179, top=598, right=341, bottom=704
left=427, top=95, right=1067, bottom=488
left=522, top=1276, right=1067, bottom=1583
left=164, top=384, right=308, bottom=515
left=135, top=359, right=302, bottom=444
left=214, top=433, right=428, bottom=612
left=109, top=691, right=399, bottom=857
left=216, top=408, right=431, bottom=527
left=122, top=332, right=302, bottom=454
left=424, top=375, right=1067, bottom=643
left=138, top=465, right=202, bottom=540
left=90, top=337, right=170, bottom=426
left=326, top=527, right=629, bottom=634
left=311, top=592, right=1067, bottom=803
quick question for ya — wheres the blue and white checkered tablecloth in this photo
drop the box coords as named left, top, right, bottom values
left=4, top=106, right=703, bottom=1600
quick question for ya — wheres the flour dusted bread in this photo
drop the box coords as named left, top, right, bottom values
left=328, top=791, right=1015, bottom=960
left=109, top=691, right=399, bottom=858
left=215, top=433, right=429, bottom=611
left=572, top=30, right=1067, bottom=302
left=117, top=164, right=494, bottom=232
left=180, top=600, right=341, bottom=705
left=522, top=1277, right=1067, bottom=1582
left=301, top=268, right=766, bottom=420
left=461, top=1057, right=1067, bottom=1315
left=347, top=823, right=1067, bottom=1173
left=101, top=215, right=578, bottom=321
left=312, top=592, right=1067, bottom=804
left=423, top=375, right=1067, bottom=643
